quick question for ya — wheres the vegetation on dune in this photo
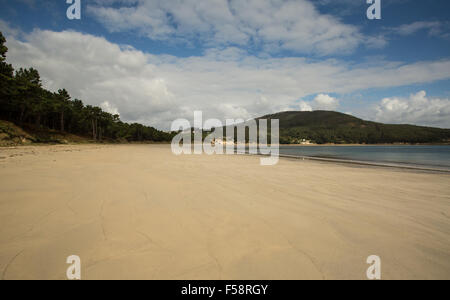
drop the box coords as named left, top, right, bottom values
left=261, top=111, right=450, bottom=144
left=0, top=120, right=35, bottom=146
left=0, top=32, right=176, bottom=145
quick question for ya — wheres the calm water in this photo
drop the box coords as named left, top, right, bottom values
left=278, top=145, right=450, bottom=170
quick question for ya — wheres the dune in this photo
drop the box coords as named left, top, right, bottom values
left=0, top=144, right=449, bottom=280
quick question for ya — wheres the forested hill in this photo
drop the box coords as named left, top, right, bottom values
left=260, top=111, right=450, bottom=144
left=0, top=32, right=175, bottom=145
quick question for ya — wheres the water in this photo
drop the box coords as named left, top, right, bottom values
left=278, top=145, right=450, bottom=171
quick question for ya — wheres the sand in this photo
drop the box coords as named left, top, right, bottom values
left=0, top=144, right=449, bottom=280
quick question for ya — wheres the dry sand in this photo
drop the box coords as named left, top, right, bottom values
left=0, top=144, right=449, bottom=280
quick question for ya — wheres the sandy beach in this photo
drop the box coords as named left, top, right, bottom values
left=0, top=144, right=449, bottom=280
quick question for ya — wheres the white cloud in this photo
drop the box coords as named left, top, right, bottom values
left=3, top=27, right=450, bottom=129
left=311, top=94, right=339, bottom=110
left=87, top=0, right=367, bottom=56
left=374, top=91, right=450, bottom=128
left=299, top=101, right=313, bottom=112
left=389, top=21, right=450, bottom=39
left=298, top=94, right=339, bottom=111
left=396, top=21, right=440, bottom=35
left=365, top=35, right=389, bottom=49
left=100, top=101, right=120, bottom=116
left=0, top=20, right=22, bottom=37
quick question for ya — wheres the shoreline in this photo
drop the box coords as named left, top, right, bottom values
left=276, top=154, right=450, bottom=174
left=279, top=143, right=450, bottom=147
left=2, top=141, right=449, bottom=149
left=2, top=143, right=449, bottom=173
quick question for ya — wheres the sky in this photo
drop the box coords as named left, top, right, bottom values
left=0, top=0, right=449, bottom=129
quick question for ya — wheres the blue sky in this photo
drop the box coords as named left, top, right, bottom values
left=1, top=0, right=449, bottom=129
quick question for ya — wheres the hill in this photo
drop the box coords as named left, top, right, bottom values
left=259, top=111, right=450, bottom=144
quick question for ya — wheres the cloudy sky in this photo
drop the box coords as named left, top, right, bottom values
left=0, top=0, right=449, bottom=129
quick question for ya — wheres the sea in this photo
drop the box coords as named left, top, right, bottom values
left=278, top=145, right=450, bottom=171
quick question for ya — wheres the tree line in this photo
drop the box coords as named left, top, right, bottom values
left=0, top=32, right=175, bottom=143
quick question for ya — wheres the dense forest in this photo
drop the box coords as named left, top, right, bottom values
left=261, top=111, right=450, bottom=144
left=0, top=32, right=175, bottom=143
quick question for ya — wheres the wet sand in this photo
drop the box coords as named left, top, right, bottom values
left=0, top=144, right=449, bottom=279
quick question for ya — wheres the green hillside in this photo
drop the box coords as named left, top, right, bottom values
left=259, top=111, right=450, bottom=144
